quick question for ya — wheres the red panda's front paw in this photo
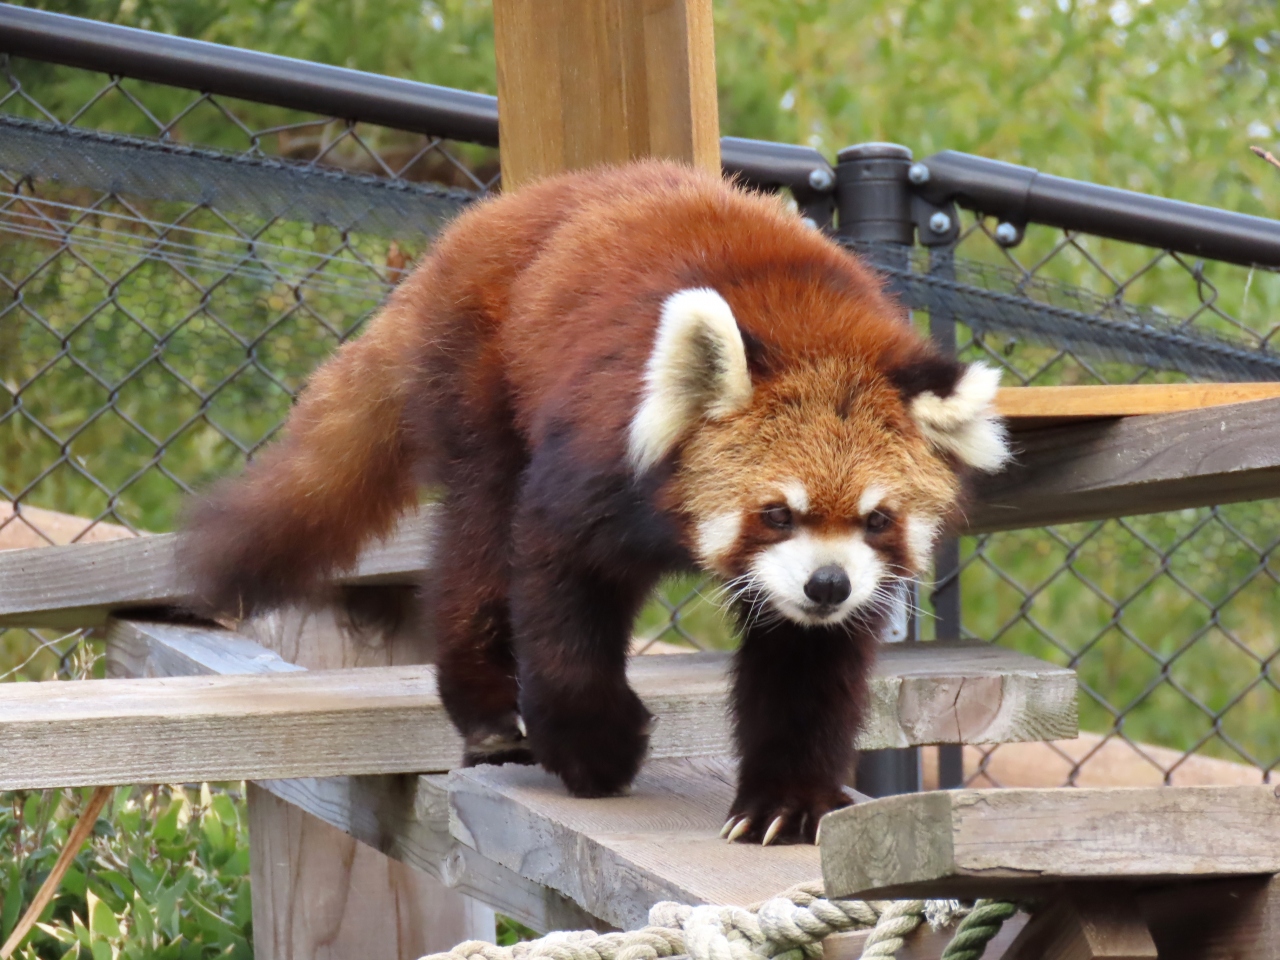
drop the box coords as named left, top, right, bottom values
left=722, top=787, right=851, bottom=846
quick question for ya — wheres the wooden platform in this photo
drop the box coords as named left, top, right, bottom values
left=819, top=785, right=1280, bottom=900
left=0, top=619, right=1075, bottom=791
left=451, top=757, right=819, bottom=930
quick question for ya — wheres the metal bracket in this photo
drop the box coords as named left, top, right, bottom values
left=911, top=194, right=960, bottom=246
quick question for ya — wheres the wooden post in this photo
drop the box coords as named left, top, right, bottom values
left=493, top=0, right=720, bottom=189
left=242, top=600, right=495, bottom=960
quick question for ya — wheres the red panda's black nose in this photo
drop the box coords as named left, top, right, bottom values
left=804, top=565, right=851, bottom=606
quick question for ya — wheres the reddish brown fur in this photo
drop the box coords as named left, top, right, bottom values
left=181, top=161, right=972, bottom=837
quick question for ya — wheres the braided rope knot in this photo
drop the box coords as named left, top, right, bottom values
left=420, top=885, right=1011, bottom=960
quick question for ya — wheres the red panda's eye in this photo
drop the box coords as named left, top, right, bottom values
left=865, top=510, right=892, bottom=533
left=762, top=504, right=794, bottom=529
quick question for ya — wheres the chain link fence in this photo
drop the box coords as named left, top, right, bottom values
left=940, top=212, right=1280, bottom=786
left=2, top=39, right=1277, bottom=789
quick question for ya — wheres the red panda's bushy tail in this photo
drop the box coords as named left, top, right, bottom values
left=179, top=294, right=422, bottom=620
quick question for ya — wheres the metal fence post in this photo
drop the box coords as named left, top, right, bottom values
left=836, top=142, right=923, bottom=798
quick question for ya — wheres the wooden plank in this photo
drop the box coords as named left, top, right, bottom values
left=0, top=510, right=430, bottom=629
left=106, top=619, right=606, bottom=934
left=3, top=629, right=1076, bottom=790
left=14, top=391, right=1280, bottom=626
left=448, top=757, right=823, bottom=931
left=492, top=0, right=719, bottom=190
left=0, top=500, right=135, bottom=549
left=247, top=783, right=497, bottom=959
left=1002, top=887, right=1157, bottom=960
left=968, top=396, right=1280, bottom=533
left=995, top=384, right=1280, bottom=431
left=1139, top=876, right=1280, bottom=960
left=820, top=785, right=1280, bottom=900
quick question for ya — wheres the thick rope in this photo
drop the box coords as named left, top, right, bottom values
left=420, top=885, right=1013, bottom=960
left=938, top=900, right=1019, bottom=960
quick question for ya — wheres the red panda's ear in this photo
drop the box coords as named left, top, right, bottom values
left=889, top=355, right=1011, bottom=472
left=627, top=288, right=753, bottom=473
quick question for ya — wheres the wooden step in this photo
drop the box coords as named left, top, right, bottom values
left=819, top=785, right=1280, bottom=900
left=0, top=620, right=1075, bottom=791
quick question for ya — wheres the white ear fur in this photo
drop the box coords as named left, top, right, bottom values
left=627, top=288, right=753, bottom=473
left=909, top=362, right=1011, bottom=472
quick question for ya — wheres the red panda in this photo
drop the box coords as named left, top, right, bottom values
left=181, top=161, right=1009, bottom=845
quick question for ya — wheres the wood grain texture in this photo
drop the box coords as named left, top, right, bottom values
left=820, top=785, right=1280, bottom=900
left=492, top=0, right=719, bottom=190
left=247, top=783, right=496, bottom=960
left=448, top=757, right=822, bottom=930
left=6, top=631, right=1076, bottom=790
left=0, top=509, right=430, bottom=629
left=1003, top=887, right=1157, bottom=960
left=1139, top=876, right=1280, bottom=960
left=968, top=396, right=1280, bottom=533
left=107, top=619, right=498, bottom=957
left=995, top=384, right=1280, bottom=431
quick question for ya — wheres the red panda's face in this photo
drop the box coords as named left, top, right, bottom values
left=628, top=288, right=1010, bottom=629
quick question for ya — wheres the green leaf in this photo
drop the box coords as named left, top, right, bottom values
left=2, top=860, right=24, bottom=942
left=91, top=939, right=114, bottom=960
left=131, top=894, right=156, bottom=946
left=63, top=866, right=88, bottom=898
left=151, top=802, right=183, bottom=844
left=72, top=911, right=93, bottom=950
left=209, top=795, right=239, bottom=826
left=91, top=894, right=122, bottom=940
left=127, top=858, right=160, bottom=899
left=34, top=922, right=78, bottom=946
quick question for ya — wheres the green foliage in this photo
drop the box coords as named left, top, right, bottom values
left=0, top=785, right=251, bottom=959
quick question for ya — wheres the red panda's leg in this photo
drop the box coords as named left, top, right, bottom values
left=432, top=496, right=531, bottom=767
left=726, top=614, right=879, bottom=844
left=505, top=461, right=667, bottom=798
left=508, top=549, right=657, bottom=797
left=426, top=384, right=532, bottom=767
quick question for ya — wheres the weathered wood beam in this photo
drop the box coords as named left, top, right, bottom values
left=994, top=384, right=1280, bottom=430
left=968, top=396, right=1280, bottom=533
left=0, top=511, right=430, bottom=629
left=1139, top=876, right=1280, bottom=960
left=493, top=0, right=720, bottom=190
left=819, top=785, right=1280, bottom=900
left=1001, top=887, right=1157, bottom=960
left=107, top=619, right=603, bottom=935
left=10, top=397, right=1280, bottom=629
left=1, top=620, right=1073, bottom=790
left=449, top=757, right=820, bottom=930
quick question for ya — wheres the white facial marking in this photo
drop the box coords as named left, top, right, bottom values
left=858, top=484, right=887, bottom=517
left=748, top=530, right=885, bottom=626
left=909, top=362, right=1012, bottom=472
left=627, top=288, right=753, bottom=473
left=905, top=515, right=941, bottom=571
left=781, top=479, right=810, bottom=515
left=696, top=510, right=743, bottom=566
